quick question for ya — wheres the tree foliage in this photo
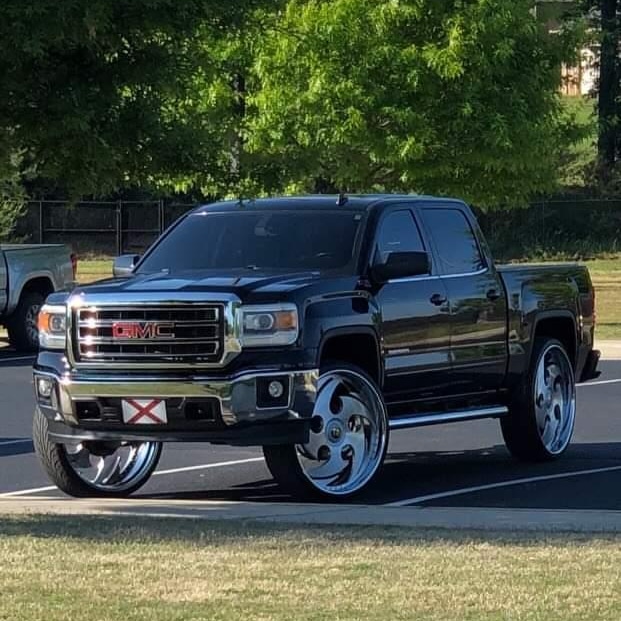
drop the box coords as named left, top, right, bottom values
left=0, top=0, right=261, bottom=198
left=248, top=0, right=582, bottom=207
left=0, top=0, right=583, bottom=210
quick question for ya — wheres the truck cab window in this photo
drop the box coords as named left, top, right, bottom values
left=422, top=208, right=485, bottom=275
left=377, top=210, right=426, bottom=264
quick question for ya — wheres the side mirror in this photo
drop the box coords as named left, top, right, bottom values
left=113, top=254, right=140, bottom=278
left=370, top=251, right=430, bottom=283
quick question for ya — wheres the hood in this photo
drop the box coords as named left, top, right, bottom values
left=72, top=270, right=322, bottom=299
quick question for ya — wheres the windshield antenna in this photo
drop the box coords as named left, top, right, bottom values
left=336, top=192, right=348, bottom=206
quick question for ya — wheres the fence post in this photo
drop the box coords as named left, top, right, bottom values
left=116, top=200, right=122, bottom=256
left=158, top=199, right=164, bottom=234
left=38, top=201, right=43, bottom=244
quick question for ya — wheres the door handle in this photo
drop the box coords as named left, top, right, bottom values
left=486, top=288, right=501, bottom=301
left=429, top=293, right=447, bottom=306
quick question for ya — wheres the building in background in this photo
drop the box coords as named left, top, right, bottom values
left=535, top=0, right=597, bottom=96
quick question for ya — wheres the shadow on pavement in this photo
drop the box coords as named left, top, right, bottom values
left=137, top=442, right=621, bottom=509
left=0, top=438, right=34, bottom=457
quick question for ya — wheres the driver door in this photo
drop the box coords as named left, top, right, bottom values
left=374, top=206, right=452, bottom=405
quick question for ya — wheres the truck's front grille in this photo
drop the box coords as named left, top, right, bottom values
left=74, top=305, right=224, bottom=364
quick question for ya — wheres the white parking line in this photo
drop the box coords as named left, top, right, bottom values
left=0, top=456, right=264, bottom=497
left=385, top=465, right=621, bottom=507
left=0, top=439, right=32, bottom=447
left=577, top=378, right=621, bottom=387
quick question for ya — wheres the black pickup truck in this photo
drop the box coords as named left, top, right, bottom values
left=32, top=195, right=600, bottom=499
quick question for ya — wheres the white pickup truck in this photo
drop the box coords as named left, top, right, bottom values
left=0, top=245, right=76, bottom=351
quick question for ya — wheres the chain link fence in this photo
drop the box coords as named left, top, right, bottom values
left=12, top=198, right=621, bottom=260
left=14, top=200, right=194, bottom=256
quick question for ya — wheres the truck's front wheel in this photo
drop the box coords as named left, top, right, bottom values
left=501, top=338, right=576, bottom=461
left=33, top=408, right=162, bottom=497
left=263, top=364, right=389, bottom=500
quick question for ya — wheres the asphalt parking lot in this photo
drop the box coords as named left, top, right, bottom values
left=1, top=348, right=620, bottom=510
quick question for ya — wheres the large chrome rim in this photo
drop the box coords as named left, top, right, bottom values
left=62, top=441, right=160, bottom=492
left=296, top=369, right=388, bottom=496
left=534, top=344, right=576, bottom=455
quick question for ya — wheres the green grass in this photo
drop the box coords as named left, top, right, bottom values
left=582, top=257, right=621, bottom=340
left=2, top=515, right=621, bottom=621
left=77, top=258, right=113, bottom=283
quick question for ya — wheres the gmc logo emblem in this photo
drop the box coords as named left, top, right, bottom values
left=112, top=322, right=175, bottom=340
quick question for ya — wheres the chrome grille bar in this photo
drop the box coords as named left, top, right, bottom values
left=75, top=304, right=224, bottom=365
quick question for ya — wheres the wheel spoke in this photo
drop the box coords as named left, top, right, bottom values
left=66, top=444, right=93, bottom=470
left=92, top=454, right=123, bottom=485
left=314, top=377, right=340, bottom=415
left=309, top=451, right=348, bottom=482
left=302, top=430, right=326, bottom=459
left=336, top=395, right=365, bottom=420
left=345, top=428, right=367, bottom=478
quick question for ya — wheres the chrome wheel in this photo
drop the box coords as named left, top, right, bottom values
left=296, top=369, right=388, bottom=496
left=533, top=344, right=576, bottom=455
left=62, top=441, right=161, bottom=493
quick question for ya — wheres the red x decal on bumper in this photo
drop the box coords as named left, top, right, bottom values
left=121, top=399, right=168, bottom=425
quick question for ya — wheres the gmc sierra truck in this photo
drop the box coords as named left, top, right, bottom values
left=32, top=195, right=600, bottom=499
left=1, top=244, right=76, bottom=351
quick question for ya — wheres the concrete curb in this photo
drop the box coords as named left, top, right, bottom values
left=2, top=497, right=621, bottom=533
left=597, top=340, right=621, bottom=361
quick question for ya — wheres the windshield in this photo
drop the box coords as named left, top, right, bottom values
left=137, top=209, right=364, bottom=274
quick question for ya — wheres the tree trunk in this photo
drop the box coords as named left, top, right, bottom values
left=597, top=0, right=618, bottom=183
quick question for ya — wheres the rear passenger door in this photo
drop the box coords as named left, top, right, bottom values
left=373, top=206, right=452, bottom=404
left=419, top=205, right=508, bottom=396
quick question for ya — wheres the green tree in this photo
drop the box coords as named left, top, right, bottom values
left=0, top=0, right=262, bottom=199
left=249, top=0, right=582, bottom=207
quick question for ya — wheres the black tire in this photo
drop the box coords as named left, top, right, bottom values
left=263, top=363, right=389, bottom=501
left=32, top=407, right=162, bottom=498
left=7, top=291, right=45, bottom=352
left=501, top=337, right=576, bottom=462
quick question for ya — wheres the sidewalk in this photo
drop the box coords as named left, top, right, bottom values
left=597, top=340, right=621, bottom=361
left=2, top=497, right=621, bottom=533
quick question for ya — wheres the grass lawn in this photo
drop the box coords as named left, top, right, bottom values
left=75, top=257, right=621, bottom=340
left=583, top=257, right=621, bottom=340
left=76, top=258, right=114, bottom=283
left=1, top=515, right=621, bottom=621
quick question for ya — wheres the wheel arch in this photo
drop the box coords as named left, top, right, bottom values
left=532, top=311, right=578, bottom=369
left=318, top=327, right=383, bottom=387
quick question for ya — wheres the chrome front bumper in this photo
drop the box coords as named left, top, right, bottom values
left=34, top=367, right=319, bottom=429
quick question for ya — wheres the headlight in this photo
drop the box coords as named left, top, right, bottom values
left=38, top=304, right=67, bottom=350
left=240, top=304, right=299, bottom=347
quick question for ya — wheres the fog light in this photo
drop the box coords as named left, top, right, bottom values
left=268, top=380, right=285, bottom=399
left=37, top=377, right=53, bottom=399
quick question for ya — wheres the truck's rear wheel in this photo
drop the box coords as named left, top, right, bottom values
left=33, top=407, right=162, bottom=498
left=7, top=291, right=45, bottom=351
left=263, top=364, right=389, bottom=500
left=501, top=338, right=576, bottom=461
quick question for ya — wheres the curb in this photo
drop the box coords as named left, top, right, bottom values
left=2, top=497, right=621, bottom=533
left=597, top=340, right=621, bottom=361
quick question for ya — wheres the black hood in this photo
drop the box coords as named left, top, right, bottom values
left=73, top=270, right=322, bottom=299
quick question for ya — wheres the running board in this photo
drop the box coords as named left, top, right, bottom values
left=389, top=406, right=508, bottom=430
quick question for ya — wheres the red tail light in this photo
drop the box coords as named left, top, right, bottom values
left=70, top=253, right=78, bottom=281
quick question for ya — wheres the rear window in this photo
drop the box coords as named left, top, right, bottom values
left=137, top=210, right=364, bottom=274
